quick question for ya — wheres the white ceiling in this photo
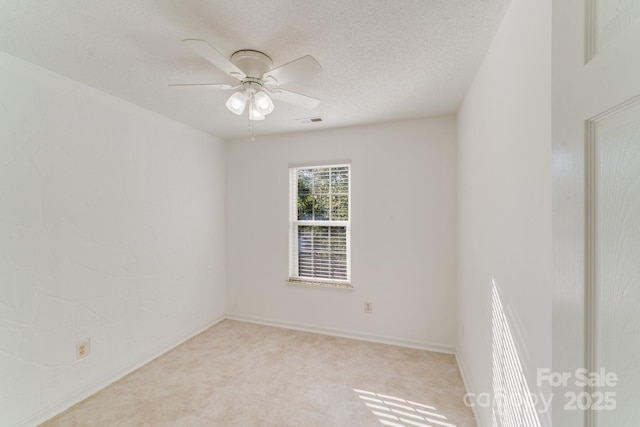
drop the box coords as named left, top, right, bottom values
left=0, top=0, right=511, bottom=140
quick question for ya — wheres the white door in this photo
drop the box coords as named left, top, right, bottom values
left=553, top=0, right=640, bottom=426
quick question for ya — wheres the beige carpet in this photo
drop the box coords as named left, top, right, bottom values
left=42, top=320, right=476, bottom=426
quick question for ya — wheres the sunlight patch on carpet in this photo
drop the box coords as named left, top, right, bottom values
left=354, top=388, right=456, bottom=427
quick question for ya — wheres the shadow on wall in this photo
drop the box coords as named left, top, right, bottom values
left=490, top=280, right=543, bottom=426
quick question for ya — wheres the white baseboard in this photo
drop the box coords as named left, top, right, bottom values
left=455, top=350, right=483, bottom=427
left=225, top=313, right=456, bottom=354
left=18, top=316, right=225, bottom=427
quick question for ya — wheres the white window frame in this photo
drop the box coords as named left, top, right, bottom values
left=288, top=162, right=352, bottom=288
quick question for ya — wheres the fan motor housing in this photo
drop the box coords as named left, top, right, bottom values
left=230, top=50, right=273, bottom=79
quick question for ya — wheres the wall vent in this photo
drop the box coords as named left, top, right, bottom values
left=297, top=117, right=324, bottom=124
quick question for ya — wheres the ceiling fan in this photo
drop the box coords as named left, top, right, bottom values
left=172, top=39, right=322, bottom=120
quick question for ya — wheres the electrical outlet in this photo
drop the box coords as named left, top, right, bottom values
left=76, top=338, right=90, bottom=360
left=364, top=302, right=373, bottom=314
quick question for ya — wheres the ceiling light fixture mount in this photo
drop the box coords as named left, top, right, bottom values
left=173, top=39, right=322, bottom=121
left=225, top=50, right=275, bottom=120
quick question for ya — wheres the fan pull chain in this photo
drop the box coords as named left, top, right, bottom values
left=249, top=116, right=256, bottom=142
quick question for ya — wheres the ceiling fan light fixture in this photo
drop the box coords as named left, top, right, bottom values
left=179, top=40, right=322, bottom=124
left=254, top=90, right=274, bottom=115
left=249, top=102, right=266, bottom=120
left=226, top=91, right=247, bottom=115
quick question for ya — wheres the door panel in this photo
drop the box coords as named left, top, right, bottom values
left=588, top=0, right=640, bottom=59
left=553, top=0, right=640, bottom=425
left=590, top=100, right=640, bottom=426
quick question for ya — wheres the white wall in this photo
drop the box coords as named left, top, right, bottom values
left=456, top=0, right=552, bottom=425
left=226, top=117, right=457, bottom=351
left=0, top=52, right=226, bottom=426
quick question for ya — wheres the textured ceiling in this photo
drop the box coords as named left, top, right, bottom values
left=0, top=0, right=511, bottom=140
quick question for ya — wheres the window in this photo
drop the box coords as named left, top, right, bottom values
left=289, top=163, right=351, bottom=287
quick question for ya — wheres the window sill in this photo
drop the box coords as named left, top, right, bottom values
left=287, top=278, right=353, bottom=289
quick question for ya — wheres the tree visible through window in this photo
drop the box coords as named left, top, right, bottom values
left=289, top=164, right=351, bottom=285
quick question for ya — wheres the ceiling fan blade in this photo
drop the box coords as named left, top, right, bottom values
left=269, top=88, right=320, bottom=110
left=182, top=39, right=246, bottom=80
left=168, top=83, right=238, bottom=89
left=262, top=55, right=322, bottom=85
